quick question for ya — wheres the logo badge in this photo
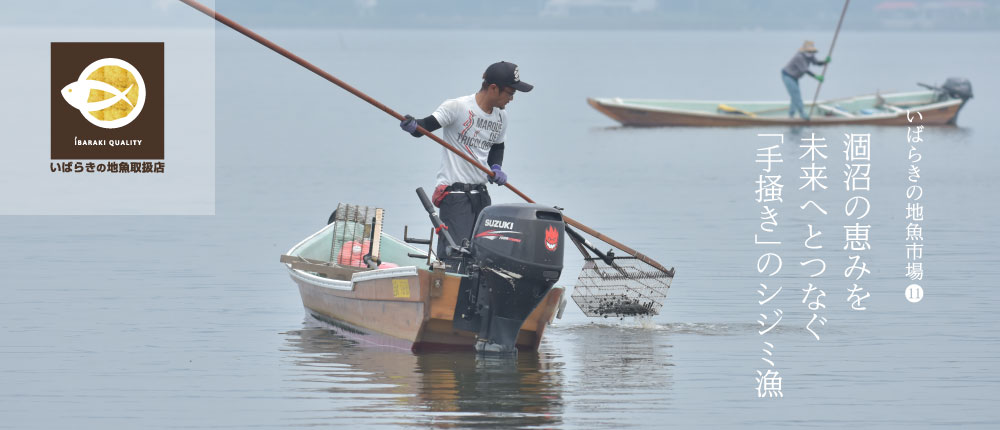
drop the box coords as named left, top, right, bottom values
left=484, top=218, right=515, bottom=230
left=544, top=225, right=559, bottom=252
left=51, top=42, right=163, bottom=161
left=61, top=57, right=146, bottom=129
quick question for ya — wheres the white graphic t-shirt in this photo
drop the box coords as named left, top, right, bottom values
left=431, top=94, right=507, bottom=186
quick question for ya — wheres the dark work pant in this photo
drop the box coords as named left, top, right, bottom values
left=437, top=189, right=491, bottom=264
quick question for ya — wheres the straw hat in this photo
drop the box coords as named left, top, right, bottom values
left=799, top=40, right=818, bottom=53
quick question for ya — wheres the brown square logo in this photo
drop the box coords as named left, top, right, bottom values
left=51, top=42, right=163, bottom=160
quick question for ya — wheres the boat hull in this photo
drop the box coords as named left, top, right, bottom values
left=289, top=265, right=564, bottom=352
left=588, top=97, right=964, bottom=127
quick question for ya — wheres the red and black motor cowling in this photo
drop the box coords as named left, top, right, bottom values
left=452, top=203, right=564, bottom=353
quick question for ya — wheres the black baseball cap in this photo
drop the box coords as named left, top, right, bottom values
left=483, top=61, right=533, bottom=92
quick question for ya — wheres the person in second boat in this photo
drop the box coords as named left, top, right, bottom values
left=400, top=61, right=533, bottom=268
left=782, top=40, right=830, bottom=121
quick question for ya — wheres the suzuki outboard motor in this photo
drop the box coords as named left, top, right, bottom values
left=454, top=203, right=564, bottom=353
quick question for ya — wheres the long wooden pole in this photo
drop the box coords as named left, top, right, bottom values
left=807, top=0, right=850, bottom=119
left=178, top=0, right=672, bottom=274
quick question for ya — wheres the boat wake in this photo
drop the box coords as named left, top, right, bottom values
left=556, top=321, right=761, bottom=337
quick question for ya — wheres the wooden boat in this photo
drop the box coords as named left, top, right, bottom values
left=281, top=201, right=568, bottom=353
left=588, top=79, right=972, bottom=127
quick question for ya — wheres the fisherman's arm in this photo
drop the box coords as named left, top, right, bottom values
left=400, top=115, right=442, bottom=137
left=487, top=143, right=504, bottom=167
left=809, top=54, right=830, bottom=66
left=487, top=143, right=507, bottom=185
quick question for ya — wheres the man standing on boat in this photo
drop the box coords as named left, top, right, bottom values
left=782, top=40, right=830, bottom=120
left=400, top=61, right=532, bottom=265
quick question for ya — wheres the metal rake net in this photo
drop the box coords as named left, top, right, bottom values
left=570, top=257, right=674, bottom=318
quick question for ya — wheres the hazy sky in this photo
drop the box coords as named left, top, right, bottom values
left=2, top=0, right=998, bottom=31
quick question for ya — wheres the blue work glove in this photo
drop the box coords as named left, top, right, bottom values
left=400, top=115, right=418, bottom=134
left=489, top=164, right=507, bottom=186
left=814, top=74, right=825, bottom=83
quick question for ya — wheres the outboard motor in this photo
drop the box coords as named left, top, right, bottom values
left=413, top=188, right=564, bottom=354
left=455, top=204, right=564, bottom=353
left=942, top=77, right=973, bottom=101
left=939, top=77, right=973, bottom=125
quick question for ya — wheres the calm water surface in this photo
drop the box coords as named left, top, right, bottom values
left=2, top=26, right=999, bottom=428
